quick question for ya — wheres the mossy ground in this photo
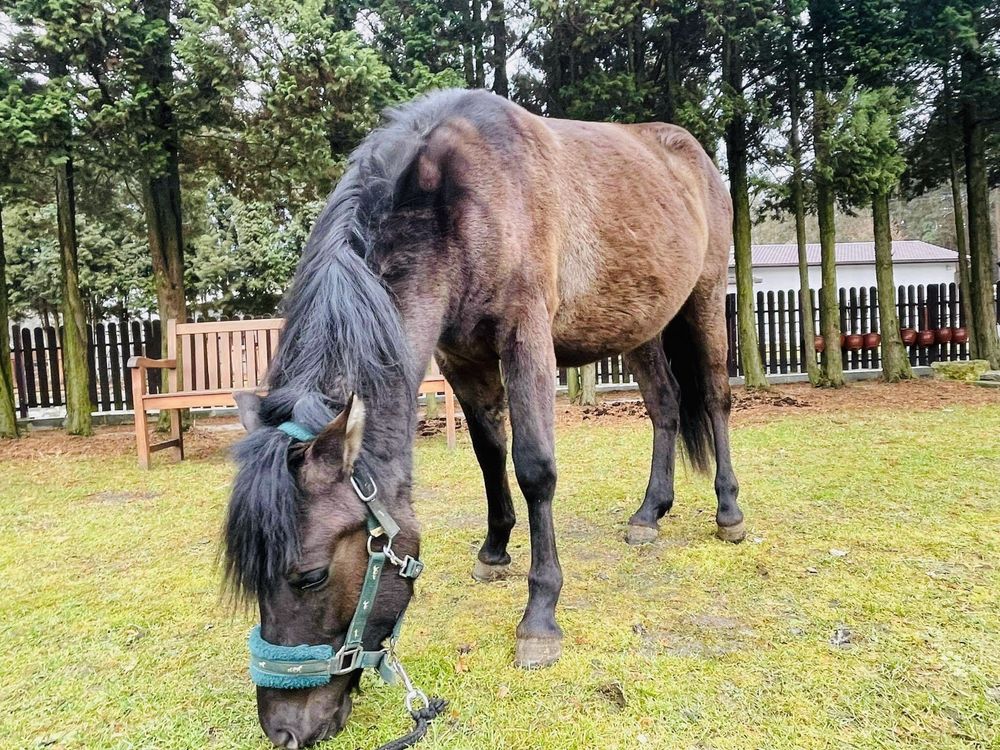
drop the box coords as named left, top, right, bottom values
left=1, top=394, right=998, bottom=749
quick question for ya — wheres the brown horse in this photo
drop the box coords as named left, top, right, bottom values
left=224, top=88, right=744, bottom=748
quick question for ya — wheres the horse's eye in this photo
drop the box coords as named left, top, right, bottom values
left=292, top=567, right=329, bottom=591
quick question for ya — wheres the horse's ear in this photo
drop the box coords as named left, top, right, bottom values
left=234, top=391, right=262, bottom=432
left=311, top=395, right=366, bottom=474
left=342, top=394, right=366, bottom=472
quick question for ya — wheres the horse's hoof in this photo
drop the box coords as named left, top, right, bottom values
left=472, top=560, right=511, bottom=582
left=514, top=636, right=562, bottom=669
left=716, top=520, right=746, bottom=543
left=625, top=524, right=658, bottom=545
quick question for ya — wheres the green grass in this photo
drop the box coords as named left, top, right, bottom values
left=2, top=403, right=999, bottom=749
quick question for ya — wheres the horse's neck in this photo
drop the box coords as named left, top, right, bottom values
left=363, top=287, right=448, bottom=509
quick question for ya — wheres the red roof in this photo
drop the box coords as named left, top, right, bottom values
left=733, top=241, right=956, bottom=267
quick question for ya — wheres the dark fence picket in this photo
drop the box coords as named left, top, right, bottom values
left=34, top=327, right=50, bottom=408
left=21, top=328, right=37, bottom=409
left=776, top=290, right=788, bottom=374
left=45, top=327, right=61, bottom=406
left=11, top=326, right=28, bottom=417
left=916, top=285, right=928, bottom=366
left=95, top=323, right=112, bottom=411
left=764, top=291, right=776, bottom=373
left=868, top=287, right=881, bottom=372
left=85, top=324, right=98, bottom=409
left=788, top=288, right=800, bottom=373
left=121, top=322, right=135, bottom=409
left=108, top=323, right=124, bottom=410
left=926, top=285, right=940, bottom=364
left=725, top=293, right=738, bottom=377
left=838, top=288, right=848, bottom=371
left=755, top=291, right=767, bottom=367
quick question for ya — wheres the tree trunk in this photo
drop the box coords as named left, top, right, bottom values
left=949, top=146, right=975, bottom=349
left=462, top=1, right=475, bottom=86
left=472, top=0, right=485, bottom=88
left=580, top=362, right=597, bottom=406
left=962, top=89, right=1000, bottom=368
left=723, top=35, right=768, bottom=389
left=490, top=0, right=508, bottom=97
left=785, top=7, right=822, bottom=387
left=566, top=366, right=580, bottom=404
left=142, top=0, right=188, bottom=428
left=424, top=390, right=439, bottom=419
left=812, top=86, right=844, bottom=387
left=872, top=192, right=911, bottom=382
left=0, top=203, right=19, bottom=438
left=55, top=159, right=93, bottom=436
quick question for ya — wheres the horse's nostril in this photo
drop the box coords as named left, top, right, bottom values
left=271, top=729, right=299, bottom=750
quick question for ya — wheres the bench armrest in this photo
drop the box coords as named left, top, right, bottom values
left=127, top=356, right=177, bottom=370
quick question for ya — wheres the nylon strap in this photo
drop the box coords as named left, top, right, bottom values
left=345, top=551, right=386, bottom=651
left=278, top=421, right=317, bottom=442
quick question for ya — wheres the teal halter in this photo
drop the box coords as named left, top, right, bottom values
left=249, top=422, right=425, bottom=693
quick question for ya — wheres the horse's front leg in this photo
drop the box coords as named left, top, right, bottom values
left=435, top=354, right=516, bottom=581
left=501, top=318, right=563, bottom=669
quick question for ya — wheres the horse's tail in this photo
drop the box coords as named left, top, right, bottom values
left=660, top=315, right=715, bottom=473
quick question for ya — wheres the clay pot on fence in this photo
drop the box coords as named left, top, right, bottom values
left=813, top=335, right=826, bottom=354
left=900, top=328, right=917, bottom=346
left=951, top=327, right=969, bottom=345
left=935, top=327, right=953, bottom=345
left=844, top=333, right=864, bottom=350
left=917, top=330, right=936, bottom=347
left=863, top=332, right=881, bottom=350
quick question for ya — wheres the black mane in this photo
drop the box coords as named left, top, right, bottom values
left=223, top=88, right=479, bottom=600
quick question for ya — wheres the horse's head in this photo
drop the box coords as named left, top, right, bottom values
left=225, top=392, right=420, bottom=748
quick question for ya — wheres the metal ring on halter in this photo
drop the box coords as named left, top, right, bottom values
left=390, top=657, right=429, bottom=713
left=351, top=474, right=378, bottom=502
left=405, top=687, right=430, bottom=714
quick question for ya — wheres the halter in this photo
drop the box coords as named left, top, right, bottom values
left=248, top=421, right=438, bottom=726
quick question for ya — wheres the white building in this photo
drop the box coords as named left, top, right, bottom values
left=727, top=240, right=960, bottom=295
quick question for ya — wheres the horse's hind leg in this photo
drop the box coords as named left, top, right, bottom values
left=435, top=354, right=516, bottom=581
left=623, top=339, right=681, bottom=545
left=681, top=287, right=746, bottom=542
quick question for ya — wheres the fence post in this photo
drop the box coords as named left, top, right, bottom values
left=11, top=325, right=28, bottom=418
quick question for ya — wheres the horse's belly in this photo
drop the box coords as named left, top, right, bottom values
left=550, top=277, right=690, bottom=364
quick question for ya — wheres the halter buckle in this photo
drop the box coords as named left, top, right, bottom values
left=351, top=473, right=377, bottom=502
left=332, top=645, right=363, bottom=674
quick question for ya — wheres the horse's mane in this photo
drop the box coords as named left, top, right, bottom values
left=223, top=88, right=478, bottom=601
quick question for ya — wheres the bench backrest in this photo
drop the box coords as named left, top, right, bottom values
left=167, top=318, right=448, bottom=393
left=169, top=319, right=284, bottom=392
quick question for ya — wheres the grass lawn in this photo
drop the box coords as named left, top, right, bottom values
left=1, top=384, right=999, bottom=749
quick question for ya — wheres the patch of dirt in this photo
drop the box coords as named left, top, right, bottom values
left=3, top=378, right=996, bottom=462
left=555, top=378, right=1000, bottom=428
left=416, top=415, right=465, bottom=438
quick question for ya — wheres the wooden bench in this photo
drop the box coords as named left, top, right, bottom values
left=128, top=318, right=456, bottom=469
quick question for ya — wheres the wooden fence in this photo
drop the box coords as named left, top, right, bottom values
left=8, top=282, right=1000, bottom=415
left=9, top=320, right=163, bottom=418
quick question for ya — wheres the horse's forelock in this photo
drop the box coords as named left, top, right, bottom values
left=222, top=392, right=337, bottom=601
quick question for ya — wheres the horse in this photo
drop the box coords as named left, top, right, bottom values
left=223, top=88, right=745, bottom=748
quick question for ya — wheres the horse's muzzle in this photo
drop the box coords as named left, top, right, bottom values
left=258, top=683, right=353, bottom=748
